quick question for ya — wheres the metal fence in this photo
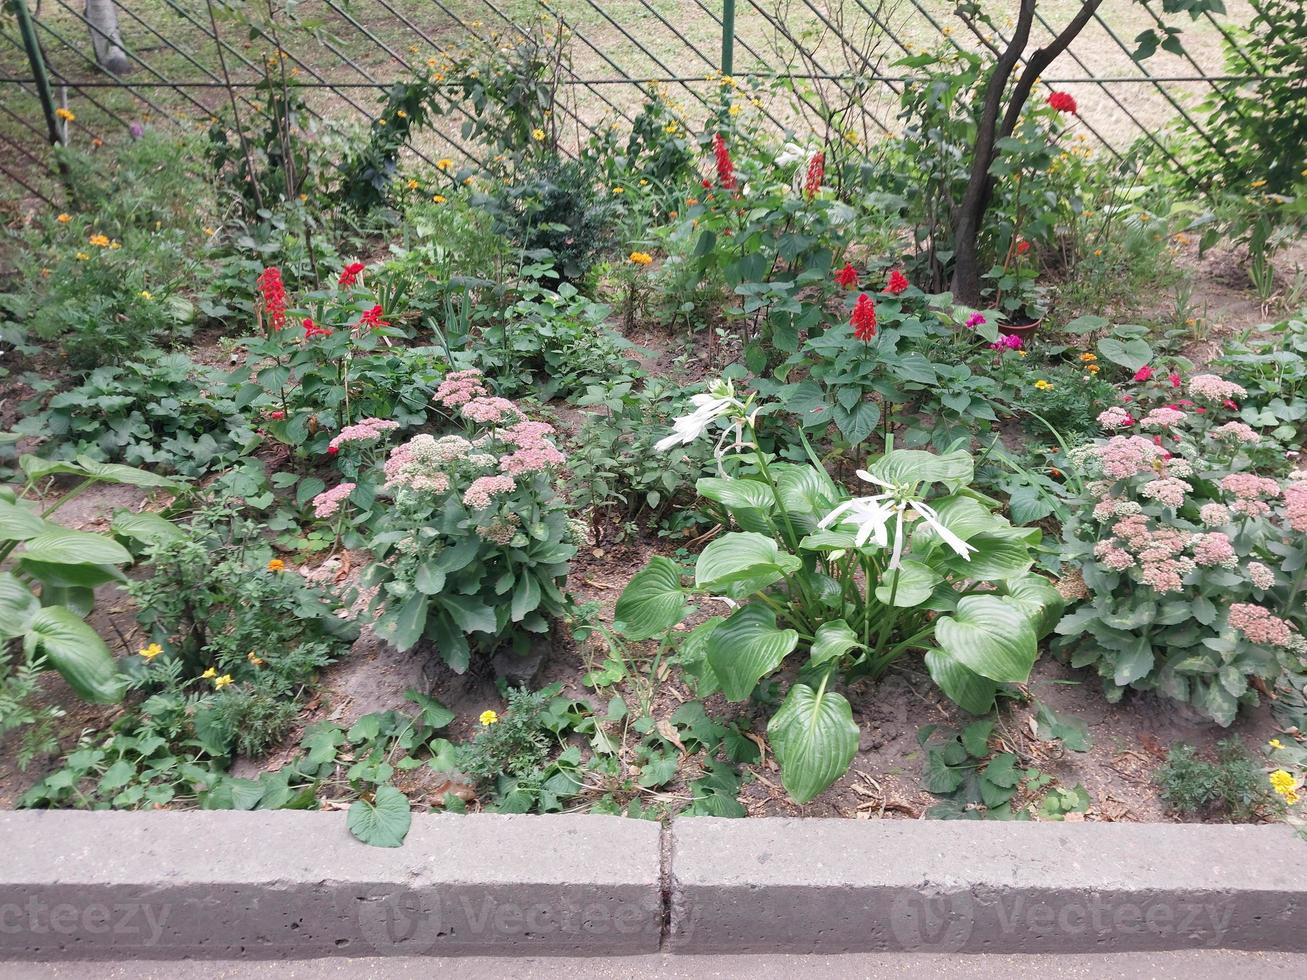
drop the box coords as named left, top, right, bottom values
left=0, top=0, right=1267, bottom=206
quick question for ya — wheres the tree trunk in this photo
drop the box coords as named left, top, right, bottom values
left=85, top=0, right=131, bottom=75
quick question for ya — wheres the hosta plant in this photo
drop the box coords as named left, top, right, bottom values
left=345, top=370, right=577, bottom=670
left=1054, top=381, right=1307, bottom=724
left=614, top=382, right=1062, bottom=803
left=1, top=455, right=181, bottom=742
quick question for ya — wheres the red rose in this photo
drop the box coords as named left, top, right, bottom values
left=1047, top=91, right=1077, bottom=114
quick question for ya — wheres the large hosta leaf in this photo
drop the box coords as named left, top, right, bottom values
left=694, top=532, right=801, bottom=597
left=809, top=619, right=862, bottom=667
left=874, top=560, right=939, bottom=607
left=707, top=604, right=799, bottom=701
left=767, top=682, right=859, bottom=803
left=696, top=477, right=774, bottom=534
left=0, top=500, right=48, bottom=543
left=23, top=606, right=125, bottom=703
left=868, top=449, right=973, bottom=490
left=20, top=454, right=182, bottom=490
left=0, top=573, right=39, bottom=639
left=935, top=595, right=1038, bottom=683
left=924, top=649, right=999, bottom=714
left=1003, top=574, right=1065, bottom=638
left=19, top=528, right=132, bottom=567
left=614, top=557, right=689, bottom=641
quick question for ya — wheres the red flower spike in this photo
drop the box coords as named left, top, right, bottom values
left=302, top=316, right=332, bottom=339
left=851, top=293, right=877, bottom=342
left=803, top=152, right=825, bottom=199
left=1169, top=371, right=1181, bottom=388
left=885, top=269, right=909, bottom=295
left=834, top=262, right=858, bottom=289
left=358, top=304, right=389, bottom=330
left=712, top=133, right=736, bottom=191
left=1015, top=239, right=1031, bottom=255
left=256, top=266, right=287, bottom=332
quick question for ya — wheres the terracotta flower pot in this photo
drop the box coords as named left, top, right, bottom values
left=998, top=315, right=1043, bottom=340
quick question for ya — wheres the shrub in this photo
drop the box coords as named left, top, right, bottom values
left=1055, top=379, right=1307, bottom=724
left=351, top=370, right=577, bottom=670
left=1155, top=739, right=1281, bottom=822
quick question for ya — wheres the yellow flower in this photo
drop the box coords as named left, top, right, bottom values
left=479, top=709, right=499, bottom=726
left=213, top=674, right=234, bottom=689
left=203, top=226, right=215, bottom=236
left=377, top=118, right=387, bottom=126
left=396, top=110, right=408, bottom=119
left=74, top=251, right=89, bottom=261
left=1250, top=178, right=1267, bottom=188
left=639, top=179, right=649, bottom=186
left=56, top=213, right=71, bottom=223
left=406, top=179, right=420, bottom=190
left=138, top=643, right=163, bottom=660
left=612, top=186, right=625, bottom=194
left=728, top=103, right=741, bottom=117
left=266, top=558, right=286, bottom=573
left=628, top=251, right=653, bottom=265
left=138, top=290, right=153, bottom=301
left=431, top=194, right=447, bottom=204
left=1086, top=364, right=1099, bottom=374
left=201, top=667, right=217, bottom=679
left=109, top=240, right=121, bottom=250
left=1017, top=350, right=1028, bottom=358
left=1079, top=352, right=1097, bottom=362
left=1269, top=739, right=1284, bottom=750
left=55, top=107, right=75, bottom=122
left=1034, top=379, right=1054, bottom=391
left=247, top=651, right=265, bottom=666
left=532, top=128, right=545, bottom=141
left=663, top=121, right=679, bottom=135
left=88, top=233, right=111, bottom=247
left=436, top=158, right=454, bottom=171
left=1270, top=769, right=1294, bottom=791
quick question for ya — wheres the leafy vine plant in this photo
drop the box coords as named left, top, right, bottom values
left=614, top=382, right=1063, bottom=803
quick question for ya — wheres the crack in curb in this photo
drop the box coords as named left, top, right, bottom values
left=657, top=820, right=673, bottom=951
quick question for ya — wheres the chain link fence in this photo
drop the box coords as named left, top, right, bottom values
left=0, top=0, right=1267, bottom=206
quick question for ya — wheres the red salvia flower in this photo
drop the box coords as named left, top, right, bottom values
left=256, top=266, right=287, bottom=332
left=1047, top=91, right=1077, bottom=114
left=851, top=293, right=877, bottom=342
left=834, top=262, right=858, bottom=289
left=712, top=133, right=737, bottom=191
left=302, top=316, right=332, bottom=339
left=358, top=304, right=389, bottom=330
left=1015, top=239, right=1031, bottom=255
left=885, top=269, right=909, bottom=295
left=803, top=151, right=825, bottom=199
left=338, top=262, right=366, bottom=287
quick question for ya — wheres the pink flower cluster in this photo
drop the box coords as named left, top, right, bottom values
left=1209, top=421, right=1260, bottom=444
left=1199, top=502, right=1231, bottom=526
left=1139, top=477, right=1191, bottom=509
left=435, top=369, right=489, bottom=408
left=1093, top=435, right=1163, bottom=479
left=1192, top=532, right=1237, bottom=568
left=1247, top=562, right=1276, bottom=590
left=1100, top=513, right=1195, bottom=593
left=462, top=396, right=523, bottom=425
left=1219, top=472, right=1281, bottom=516
left=1098, top=407, right=1136, bottom=430
left=463, top=474, right=517, bottom=509
left=965, top=312, right=987, bottom=329
left=989, top=334, right=1023, bottom=351
left=1188, top=374, right=1246, bottom=403
left=312, top=483, right=355, bottom=519
left=1141, top=407, right=1185, bottom=429
left=499, top=420, right=565, bottom=476
left=328, top=417, right=400, bottom=451
left=1286, top=482, right=1307, bottom=533
left=1227, top=603, right=1298, bottom=648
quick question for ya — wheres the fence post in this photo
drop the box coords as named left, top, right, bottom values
left=721, top=0, right=735, bottom=76
left=13, top=0, right=73, bottom=196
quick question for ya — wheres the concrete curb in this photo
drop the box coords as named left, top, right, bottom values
left=670, top=818, right=1307, bottom=954
left=2, top=812, right=1306, bottom=960
left=0, top=811, right=662, bottom=960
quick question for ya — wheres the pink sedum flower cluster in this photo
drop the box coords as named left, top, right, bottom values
left=312, top=483, right=355, bottom=518
left=435, top=369, right=489, bottom=408
left=1188, top=374, right=1246, bottom=403
left=328, top=417, right=400, bottom=451
left=1227, top=603, right=1300, bottom=649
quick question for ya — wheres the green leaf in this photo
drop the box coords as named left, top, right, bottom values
left=1113, top=635, right=1155, bottom=687
left=869, top=449, right=973, bottom=489
left=767, top=681, right=859, bottom=804
left=707, top=604, right=799, bottom=701
left=1097, top=337, right=1153, bottom=372
left=613, top=557, right=688, bottom=641
left=23, top=606, right=125, bottom=704
left=696, top=477, right=774, bottom=513
left=809, top=619, right=862, bottom=667
left=0, top=573, right=40, bottom=639
left=301, top=722, right=345, bottom=765
left=19, top=454, right=181, bottom=490
left=441, top=594, right=496, bottom=634
left=935, top=596, right=1038, bottom=683
left=0, top=500, right=48, bottom=542
left=19, top=528, right=132, bottom=566
left=379, top=592, right=428, bottom=652
left=694, top=532, right=801, bottom=596
left=510, top=573, right=541, bottom=622
left=874, top=560, right=939, bottom=607
left=923, top=747, right=966, bottom=793
left=924, top=650, right=999, bottom=714
left=110, top=510, right=184, bottom=549
left=347, top=785, right=411, bottom=847
left=961, top=719, right=994, bottom=758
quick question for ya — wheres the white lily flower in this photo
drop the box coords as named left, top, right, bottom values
left=655, top=381, right=748, bottom=461
left=775, top=141, right=815, bottom=167
left=820, top=469, right=977, bottom=569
